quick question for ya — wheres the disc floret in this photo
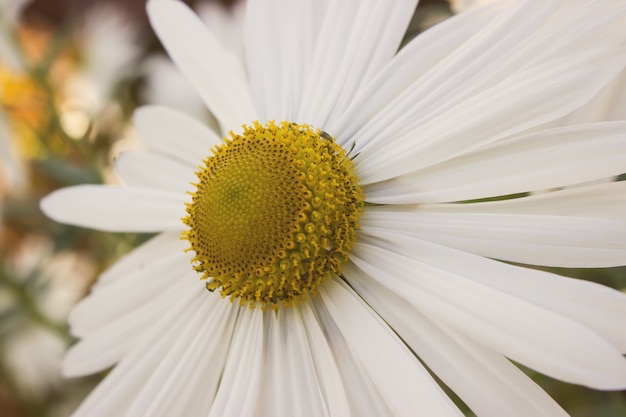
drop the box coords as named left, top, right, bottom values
left=182, top=121, right=363, bottom=310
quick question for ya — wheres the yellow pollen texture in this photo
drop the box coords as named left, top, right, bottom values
left=182, top=121, right=364, bottom=310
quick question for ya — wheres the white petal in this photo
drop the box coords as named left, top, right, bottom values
left=298, top=0, right=417, bottom=128
left=67, top=290, right=205, bottom=417
left=283, top=308, right=328, bottom=416
left=140, top=55, right=208, bottom=122
left=114, top=150, right=197, bottom=193
left=69, top=247, right=190, bottom=337
left=341, top=0, right=626, bottom=151
left=329, top=0, right=507, bottom=141
left=352, top=237, right=626, bottom=389
left=255, top=311, right=288, bottom=417
left=63, top=269, right=202, bottom=376
left=356, top=48, right=626, bottom=183
left=126, top=297, right=238, bottom=417
left=197, top=0, right=246, bottom=66
left=420, top=181, right=626, bottom=222
left=68, top=342, right=162, bottom=417
left=257, top=308, right=329, bottom=417
left=133, top=105, right=221, bottom=166
left=69, top=234, right=194, bottom=337
left=147, top=0, right=256, bottom=130
left=96, top=231, right=182, bottom=286
left=365, top=122, right=626, bottom=204
left=316, top=277, right=463, bottom=416
left=363, top=229, right=626, bottom=353
left=299, top=301, right=352, bottom=417
left=41, top=185, right=186, bottom=232
left=343, top=262, right=569, bottom=417
left=244, top=0, right=295, bottom=121
left=208, top=307, right=264, bottom=417
left=244, top=0, right=326, bottom=121
left=559, top=66, right=626, bottom=124
left=362, top=206, right=626, bottom=267
left=313, top=292, right=396, bottom=417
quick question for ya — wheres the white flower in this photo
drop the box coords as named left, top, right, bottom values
left=42, top=0, right=626, bottom=416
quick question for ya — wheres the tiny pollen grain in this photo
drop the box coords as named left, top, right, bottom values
left=181, top=121, right=364, bottom=310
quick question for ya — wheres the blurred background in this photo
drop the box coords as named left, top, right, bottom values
left=0, top=0, right=624, bottom=416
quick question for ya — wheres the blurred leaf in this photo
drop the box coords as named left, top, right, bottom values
left=31, top=157, right=100, bottom=186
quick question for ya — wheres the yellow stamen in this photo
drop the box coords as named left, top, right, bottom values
left=182, top=121, right=364, bottom=310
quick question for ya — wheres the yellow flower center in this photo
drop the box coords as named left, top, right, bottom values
left=182, top=121, right=364, bottom=310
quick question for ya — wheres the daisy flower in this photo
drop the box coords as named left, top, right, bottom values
left=42, top=0, right=626, bottom=416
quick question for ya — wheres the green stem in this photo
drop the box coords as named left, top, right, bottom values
left=0, top=266, right=70, bottom=341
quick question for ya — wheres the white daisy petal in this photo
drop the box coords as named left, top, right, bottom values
left=69, top=248, right=190, bottom=337
left=283, top=307, right=328, bottom=416
left=178, top=303, right=239, bottom=416
left=40, top=185, right=186, bottom=232
left=255, top=311, right=288, bottom=416
left=343, top=262, right=569, bottom=417
left=317, top=277, right=463, bottom=416
left=244, top=0, right=326, bottom=121
left=356, top=48, right=626, bottom=183
left=313, top=291, right=395, bottom=417
left=298, top=0, right=417, bottom=128
left=207, top=308, right=264, bottom=417
left=257, top=308, right=329, bottom=417
left=114, top=150, right=197, bottom=193
left=147, top=0, right=257, bottom=130
left=420, top=181, right=626, bottom=222
left=68, top=237, right=195, bottom=338
left=244, top=0, right=289, bottom=121
left=126, top=297, right=237, bottom=417
left=352, top=238, right=626, bottom=389
left=140, top=55, right=209, bottom=122
left=299, top=301, right=351, bottom=417
left=68, top=346, right=161, bottom=417
left=329, top=0, right=508, bottom=140
left=342, top=0, right=626, bottom=151
left=364, top=122, right=626, bottom=204
left=96, top=231, right=182, bottom=287
left=196, top=0, right=246, bottom=65
left=361, top=231, right=626, bottom=353
left=68, top=292, right=205, bottom=417
left=362, top=206, right=626, bottom=267
left=133, top=105, right=221, bottom=166
left=63, top=270, right=201, bottom=376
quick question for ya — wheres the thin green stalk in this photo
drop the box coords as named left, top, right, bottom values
left=0, top=266, right=70, bottom=341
